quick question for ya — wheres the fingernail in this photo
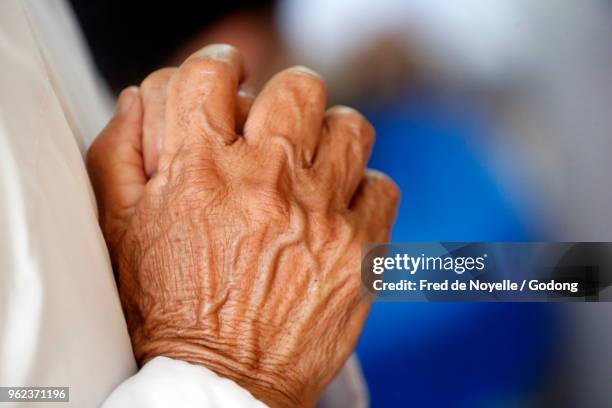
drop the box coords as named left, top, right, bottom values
left=289, top=65, right=321, bottom=78
left=116, top=86, right=138, bottom=115
left=326, top=105, right=360, bottom=116
left=237, top=89, right=255, bottom=99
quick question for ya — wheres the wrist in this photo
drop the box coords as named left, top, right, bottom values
left=135, top=338, right=309, bottom=407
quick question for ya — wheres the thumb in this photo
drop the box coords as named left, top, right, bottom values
left=87, top=86, right=146, bottom=248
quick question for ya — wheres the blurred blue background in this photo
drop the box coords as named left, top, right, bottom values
left=356, top=89, right=558, bottom=407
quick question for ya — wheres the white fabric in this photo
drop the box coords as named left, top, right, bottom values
left=0, top=1, right=135, bottom=407
left=103, top=357, right=266, bottom=408
left=0, top=0, right=367, bottom=407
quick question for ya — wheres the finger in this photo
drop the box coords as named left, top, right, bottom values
left=86, top=86, right=146, bottom=247
left=142, top=71, right=252, bottom=176
left=141, top=67, right=176, bottom=177
left=236, top=89, right=255, bottom=134
left=244, top=66, right=326, bottom=166
left=161, top=44, right=245, bottom=171
left=350, top=170, right=400, bottom=242
left=314, top=106, right=375, bottom=207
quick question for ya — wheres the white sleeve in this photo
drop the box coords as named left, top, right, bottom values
left=102, top=357, right=267, bottom=408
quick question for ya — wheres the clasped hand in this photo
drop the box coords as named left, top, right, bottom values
left=87, top=44, right=399, bottom=407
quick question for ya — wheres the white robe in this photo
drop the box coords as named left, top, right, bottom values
left=0, top=0, right=366, bottom=406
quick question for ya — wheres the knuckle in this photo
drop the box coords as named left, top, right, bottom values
left=175, top=145, right=208, bottom=169
left=284, top=67, right=327, bottom=101
left=141, top=68, right=175, bottom=93
left=323, top=107, right=375, bottom=167
left=366, top=170, right=401, bottom=205
left=388, top=181, right=401, bottom=202
left=179, top=57, right=236, bottom=84
left=327, top=106, right=374, bottom=143
left=167, top=174, right=220, bottom=210
left=168, top=148, right=214, bottom=187
left=243, top=180, right=290, bottom=223
left=381, top=177, right=401, bottom=203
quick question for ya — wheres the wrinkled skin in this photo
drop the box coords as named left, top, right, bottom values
left=87, top=44, right=399, bottom=407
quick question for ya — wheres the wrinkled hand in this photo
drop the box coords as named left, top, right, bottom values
left=87, top=45, right=399, bottom=407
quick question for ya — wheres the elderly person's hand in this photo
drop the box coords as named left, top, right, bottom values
left=87, top=44, right=399, bottom=407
